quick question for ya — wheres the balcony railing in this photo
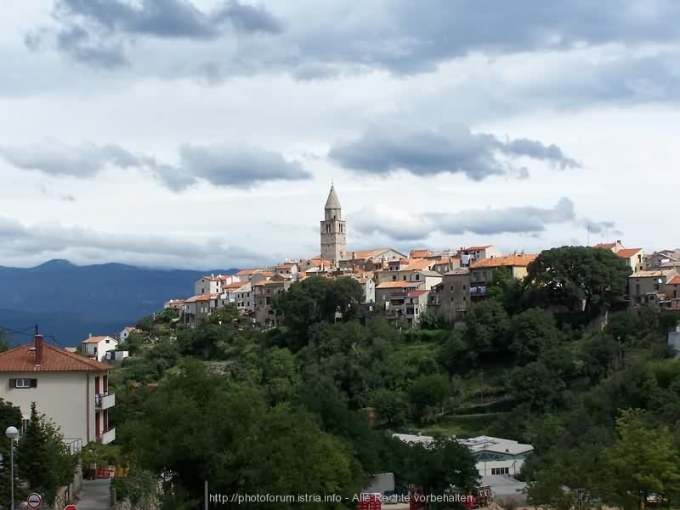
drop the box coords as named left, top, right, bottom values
left=97, top=427, right=116, bottom=445
left=95, top=392, right=115, bottom=410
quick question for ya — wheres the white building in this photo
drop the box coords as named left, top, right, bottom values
left=393, top=433, right=533, bottom=477
left=0, top=335, right=116, bottom=448
left=194, top=274, right=241, bottom=296
left=119, top=326, right=137, bottom=343
left=81, top=335, right=118, bottom=362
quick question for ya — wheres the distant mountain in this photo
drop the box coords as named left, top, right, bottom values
left=0, top=260, right=238, bottom=346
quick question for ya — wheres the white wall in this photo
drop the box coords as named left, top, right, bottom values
left=475, top=458, right=526, bottom=477
left=0, top=372, right=93, bottom=445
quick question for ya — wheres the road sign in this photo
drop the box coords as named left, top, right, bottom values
left=27, top=492, right=42, bottom=508
left=63, top=505, right=78, bottom=510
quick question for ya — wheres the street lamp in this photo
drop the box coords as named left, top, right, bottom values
left=5, top=426, right=19, bottom=510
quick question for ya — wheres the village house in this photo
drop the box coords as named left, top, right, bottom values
left=81, top=335, right=118, bottom=362
left=183, top=293, right=220, bottom=326
left=194, top=274, right=242, bottom=296
left=0, top=335, right=116, bottom=449
left=468, top=253, right=537, bottom=301
left=629, top=268, right=680, bottom=307
left=460, top=245, right=503, bottom=266
left=119, top=326, right=139, bottom=343
left=164, top=298, right=185, bottom=311
left=595, top=240, right=645, bottom=272
left=221, top=280, right=254, bottom=313
left=428, top=267, right=472, bottom=322
left=254, top=278, right=292, bottom=327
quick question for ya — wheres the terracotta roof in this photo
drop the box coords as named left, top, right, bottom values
left=376, top=281, right=415, bottom=289
left=259, top=271, right=275, bottom=277
left=434, top=257, right=453, bottom=265
left=617, top=248, right=643, bottom=258
left=123, top=326, right=137, bottom=332
left=224, top=281, right=248, bottom=290
left=466, top=245, right=492, bottom=251
left=184, top=294, right=217, bottom=303
left=470, top=254, right=537, bottom=269
left=0, top=343, right=110, bottom=373
left=407, top=259, right=434, bottom=271
left=82, top=335, right=114, bottom=344
left=594, top=242, right=616, bottom=249
left=410, top=249, right=432, bottom=258
left=630, top=270, right=675, bottom=278
left=235, top=269, right=259, bottom=276
left=668, top=276, right=680, bottom=285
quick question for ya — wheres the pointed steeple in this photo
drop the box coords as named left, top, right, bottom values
left=325, top=184, right=341, bottom=210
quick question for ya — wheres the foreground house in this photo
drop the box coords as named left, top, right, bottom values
left=0, top=335, right=116, bottom=450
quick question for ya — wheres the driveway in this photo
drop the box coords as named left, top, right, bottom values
left=75, top=478, right=111, bottom=510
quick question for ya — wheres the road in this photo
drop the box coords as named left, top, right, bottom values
left=75, top=479, right=111, bottom=510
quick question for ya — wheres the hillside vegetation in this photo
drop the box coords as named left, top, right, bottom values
left=108, top=246, right=680, bottom=509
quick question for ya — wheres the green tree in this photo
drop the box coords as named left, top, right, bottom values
left=273, top=277, right=364, bottom=349
left=524, top=246, right=632, bottom=314
left=401, top=436, right=479, bottom=497
left=508, top=308, right=561, bottom=365
left=369, top=388, right=409, bottom=426
left=0, top=398, right=24, bottom=506
left=603, top=409, right=680, bottom=509
left=0, top=329, right=9, bottom=352
left=16, top=403, right=77, bottom=505
left=121, top=360, right=364, bottom=509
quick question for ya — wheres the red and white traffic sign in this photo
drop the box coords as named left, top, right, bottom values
left=26, top=492, right=42, bottom=508
left=63, top=504, right=78, bottom=510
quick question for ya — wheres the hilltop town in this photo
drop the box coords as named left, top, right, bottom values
left=164, top=186, right=680, bottom=328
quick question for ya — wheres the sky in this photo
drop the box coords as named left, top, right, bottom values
left=1, top=0, right=680, bottom=270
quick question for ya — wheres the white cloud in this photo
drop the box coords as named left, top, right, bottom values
left=0, top=1, right=678, bottom=268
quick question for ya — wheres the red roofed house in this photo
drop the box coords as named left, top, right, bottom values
left=0, top=335, right=115, bottom=449
left=594, top=240, right=644, bottom=272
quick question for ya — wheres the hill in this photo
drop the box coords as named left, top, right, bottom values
left=0, top=259, right=238, bottom=345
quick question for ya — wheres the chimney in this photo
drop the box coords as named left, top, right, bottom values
left=89, top=333, right=92, bottom=338
left=34, top=334, right=43, bottom=365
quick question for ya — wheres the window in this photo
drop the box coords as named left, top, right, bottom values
left=10, top=378, right=37, bottom=389
left=415, top=274, right=420, bottom=281
left=21, top=418, right=30, bottom=434
left=491, top=467, right=510, bottom=475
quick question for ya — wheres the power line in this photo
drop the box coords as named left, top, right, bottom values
left=0, top=325, right=37, bottom=338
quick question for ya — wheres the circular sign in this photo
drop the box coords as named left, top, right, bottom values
left=27, top=492, right=42, bottom=508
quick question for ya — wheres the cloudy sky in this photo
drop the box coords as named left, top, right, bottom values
left=1, top=0, right=679, bottom=270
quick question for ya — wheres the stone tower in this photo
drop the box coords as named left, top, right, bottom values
left=320, top=185, right=347, bottom=264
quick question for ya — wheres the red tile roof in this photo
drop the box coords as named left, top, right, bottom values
left=0, top=343, right=110, bottom=373
left=617, top=248, right=643, bottom=258
left=82, top=335, right=114, bottom=344
left=407, top=290, right=429, bottom=298
left=668, top=276, right=680, bottom=285
left=466, top=245, right=492, bottom=251
left=470, top=254, right=537, bottom=269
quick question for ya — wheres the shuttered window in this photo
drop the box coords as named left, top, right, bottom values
left=9, top=378, right=37, bottom=389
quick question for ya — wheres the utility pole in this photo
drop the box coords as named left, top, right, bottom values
left=35, top=324, right=38, bottom=335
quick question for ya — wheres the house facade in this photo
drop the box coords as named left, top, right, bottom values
left=0, top=335, right=116, bottom=448
left=81, top=335, right=118, bottom=362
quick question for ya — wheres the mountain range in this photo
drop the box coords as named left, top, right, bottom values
left=0, top=259, right=237, bottom=347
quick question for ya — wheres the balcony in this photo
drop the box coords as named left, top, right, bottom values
left=97, top=427, right=116, bottom=444
left=95, top=392, right=115, bottom=410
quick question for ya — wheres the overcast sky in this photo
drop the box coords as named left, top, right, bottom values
left=1, top=0, right=679, bottom=270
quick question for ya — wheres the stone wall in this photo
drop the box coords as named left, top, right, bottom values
left=52, top=464, right=83, bottom=509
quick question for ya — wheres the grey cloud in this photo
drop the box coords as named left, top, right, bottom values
left=349, top=198, right=611, bottom=242
left=27, top=0, right=283, bottom=68
left=26, top=0, right=680, bottom=77
left=0, top=215, right=265, bottom=269
left=328, top=124, right=578, bottom=181
left=296, top=0, right=680, bottom=75
left=0, top=140, right=312, bottom=191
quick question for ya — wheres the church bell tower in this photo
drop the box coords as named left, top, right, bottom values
left=320, top=185, right=347, bottom=264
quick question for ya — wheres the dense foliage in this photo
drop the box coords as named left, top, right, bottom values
left=107, top=246, right=680, bottom=509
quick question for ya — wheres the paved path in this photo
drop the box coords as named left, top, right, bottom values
left=75, top=478, right=111, bottom=510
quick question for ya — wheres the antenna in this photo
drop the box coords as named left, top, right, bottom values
left=587, top=225, right=590, bottom=246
